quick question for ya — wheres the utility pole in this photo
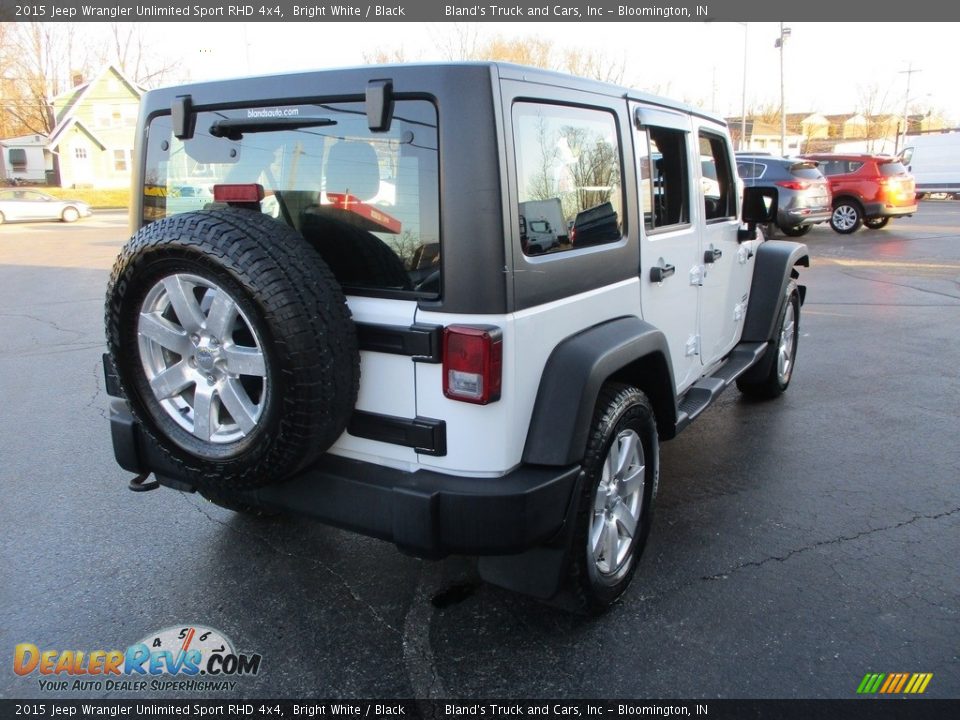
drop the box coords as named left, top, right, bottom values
left=775, top=23, right=791, bottom=155
left=738, top=23, right=748, bottom=151
left=898, top=63, right=922, bottom=153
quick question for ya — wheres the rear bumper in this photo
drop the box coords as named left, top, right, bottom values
left=864, top=201, right=918, bottom=218
left=109, top=399, right=581, bottom=558
left=778, top=206, right=831, bottom=227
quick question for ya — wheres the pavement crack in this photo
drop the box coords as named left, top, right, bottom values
left=0, top=311, right=89, bottom=341
left=402, top=562, right=449, bottom=700
left=837, top=269, right=960, bottom=301
left=85, top=358, right=109, bottom=420
left=701, top=506, right=960, bottom=581
left=180, top=493, right=402, bottom=636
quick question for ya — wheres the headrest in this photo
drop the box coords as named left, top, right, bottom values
left=325, top=141, right=381, bottom=201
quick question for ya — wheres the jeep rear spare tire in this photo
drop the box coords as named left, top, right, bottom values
left=105, top=209, right=360, bottom=490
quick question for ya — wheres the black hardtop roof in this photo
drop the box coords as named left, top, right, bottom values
left=141, top=61, right=725, bottom=127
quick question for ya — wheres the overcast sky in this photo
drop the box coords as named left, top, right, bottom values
left=151, top=21, right=957, bottom=124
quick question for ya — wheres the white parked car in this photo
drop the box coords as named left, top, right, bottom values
left=0, top=189, right=92, bottom=224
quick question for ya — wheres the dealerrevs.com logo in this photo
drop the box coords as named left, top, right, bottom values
left=13, top=625, right=262, bottom=692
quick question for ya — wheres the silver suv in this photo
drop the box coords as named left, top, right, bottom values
left=104, top=63, right=808, bottom=612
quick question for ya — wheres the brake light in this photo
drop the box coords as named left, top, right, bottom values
left=775, top=180, right=811, bottom=190
left=213, top=183, right=264, bottom=203
left=442, top=326, right=502, bottom=404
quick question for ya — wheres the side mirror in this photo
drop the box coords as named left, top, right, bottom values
left=739, top=186, right=777, bottom=242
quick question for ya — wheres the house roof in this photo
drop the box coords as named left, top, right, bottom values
left=49, top=64, right=143, bottom=141
left=47, top=117, right=106, bottom=151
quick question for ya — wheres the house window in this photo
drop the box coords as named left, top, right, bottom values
left=113, top=149, right=129, bottom=172
left=74, top=147, right=88, bottom=160
left=9, top=148, right=27, bottom=167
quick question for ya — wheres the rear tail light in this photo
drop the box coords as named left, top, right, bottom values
left=775, top=180, right=811, bottom=190
left=442, top=325, right=502, bottom=404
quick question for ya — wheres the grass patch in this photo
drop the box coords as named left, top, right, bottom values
left=42, top=187, right=131, bottom=210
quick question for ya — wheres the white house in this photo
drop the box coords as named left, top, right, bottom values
left=0, top=133, right=50, bottom=184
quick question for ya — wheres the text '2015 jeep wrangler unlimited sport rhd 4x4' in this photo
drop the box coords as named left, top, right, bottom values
left=104, top=63, right=807, bottom=613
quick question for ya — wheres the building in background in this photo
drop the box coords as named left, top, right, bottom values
left=0, top=65, right=143, bottom=188
left=728, top=111, right=947, bottom=156
left=47, top=65, right=143, bottom=188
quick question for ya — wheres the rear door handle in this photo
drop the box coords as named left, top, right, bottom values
left=704, top=248, right=722, bottom=264
left=650, top=264, right=676, bottom=282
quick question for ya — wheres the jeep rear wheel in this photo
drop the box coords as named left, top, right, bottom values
left=105, top=209, right=360, bottom=490
left=567, top=384, right=658, bottom=613
left=830, top=200, right=863, bottom=234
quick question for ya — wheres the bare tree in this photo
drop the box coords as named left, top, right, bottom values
left=562, top=48, right=625, bottom=85
left=855, top=82, right=896, bottom=152
left=431, top=23, right=480, bottom=61
left=362, top=46, right=416, bottom=65
left=0, top=23, right=90, bottom=135
left=102, top=24, right=182, bottom=88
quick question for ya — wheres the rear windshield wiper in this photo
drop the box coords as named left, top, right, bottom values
left=209, top=117, right=337, bottom=140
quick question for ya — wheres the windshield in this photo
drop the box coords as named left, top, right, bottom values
left=143, top=99, right=440, bottom=297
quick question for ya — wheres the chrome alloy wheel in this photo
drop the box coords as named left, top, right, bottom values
left=777, top=300, right=796, bottom=385
left=832, top=205, right=858, bottom=232
left=137, top=273, right=268, bottom=445
left=589, top=429, right=646, bottom=576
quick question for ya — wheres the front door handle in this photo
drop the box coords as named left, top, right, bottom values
left=704, top=248, right=722, bottom=264
left=650, top=263, right=676, bottom=282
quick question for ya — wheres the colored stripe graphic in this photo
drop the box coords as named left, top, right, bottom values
left=857, top=673, right=885, bottom=694
left=858, top=672, right=932, bottom=694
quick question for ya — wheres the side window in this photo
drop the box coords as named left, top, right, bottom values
left=513, top=102, right=624, bottom=255
left=698, top=133, right=736, bottom=221
left=736, top=161, right=766, bottom=180
left=640, top=127, right=690, bottom=232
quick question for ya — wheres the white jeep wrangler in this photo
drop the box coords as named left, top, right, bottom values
left=104, top=63, right=807, bottom=612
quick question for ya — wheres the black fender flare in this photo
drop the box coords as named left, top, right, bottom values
left=522, top=317, right=676, bottom=466
left=741, top=240, right=809, bottom=344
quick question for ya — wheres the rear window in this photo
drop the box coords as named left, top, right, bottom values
left=142, top=99, right=440, bottom=298
left=879, top=161, right=909, bottom=176
left=737, top=161, right=766, bottom=179
left=817, top=159, right=863, bottom=176
left=789, top=162, right=824, bottom=180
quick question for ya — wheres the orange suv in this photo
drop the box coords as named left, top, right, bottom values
left=800, top=153, right=917, bottom=234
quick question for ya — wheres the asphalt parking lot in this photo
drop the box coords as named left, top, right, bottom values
left=1, top=205, right=958, bottom=700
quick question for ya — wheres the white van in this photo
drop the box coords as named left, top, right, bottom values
left=900, top=131, right=960, bottom=198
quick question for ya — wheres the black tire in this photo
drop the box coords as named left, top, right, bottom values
left=105, top=208, right=360, bottom=490
left=301, top=212, right=412, bottom=291
left=863, top=217, right=889, bottom=230
left=737, top=280, right=800, bottom=399
left=830, top=199, right=863, bottom=234
left=780, top=224, right=812, bottom=237
left=199, top=488, right=280, bottom=518
left=565, top=384, right=659, bottom=614
left=61, top=206, right=80, bottom=223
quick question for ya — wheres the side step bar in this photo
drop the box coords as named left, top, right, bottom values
left=675, top=341, right=768, bottom=433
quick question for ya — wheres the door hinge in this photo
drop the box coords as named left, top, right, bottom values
left=685, top=334, right=700, bottom=357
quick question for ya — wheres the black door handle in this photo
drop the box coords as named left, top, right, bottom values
left=649, top=264, right=676, bottom=282
left=704, top=248, right=722, bottom=264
